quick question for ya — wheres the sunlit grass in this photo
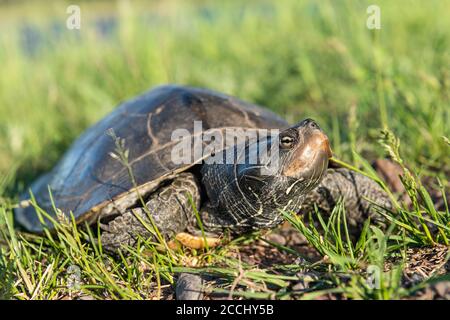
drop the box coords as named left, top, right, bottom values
left=0, top=0, right=449, bottom=300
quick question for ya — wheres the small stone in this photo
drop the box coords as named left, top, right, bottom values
left=176, top=273, right=204, bottom=300
left=190, top=257, right=199, bottom=267
left=292, top=281, right=307, bottom=291
left=409, top=273, right=425, bottom=285
left=292, top=272, right=319, bottom=291
left=77, top=294, right=96, bottom=300
left=288, top=232, right=308, bottom=245
left=294, top=256, right=308, bottom=266
left=433, top=281, right=450, bottom=298
left=265, top=233, right=287, bottom=246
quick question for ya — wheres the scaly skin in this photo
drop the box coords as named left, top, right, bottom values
left=172, top=168, right=393, bottom=301
left=101, top=167, right=392, bottom=252
left=101, top=168, right=392, bottom=299
left=100, top=172, right=201, bottom=252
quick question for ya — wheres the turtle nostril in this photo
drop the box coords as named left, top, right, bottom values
left=304, top=119, right=319, bottom=130
left=294, top=118, right=322, bottom=132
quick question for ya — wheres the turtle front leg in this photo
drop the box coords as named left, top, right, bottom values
left=301, top=168, right=393, bottom=238
left=100, top=172, right=203, bottom=252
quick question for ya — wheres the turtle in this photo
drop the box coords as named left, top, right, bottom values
left=14, top=85, right=391, bottom=297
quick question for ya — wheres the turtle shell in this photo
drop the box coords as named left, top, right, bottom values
left=15, top=85, right=288, bottom=232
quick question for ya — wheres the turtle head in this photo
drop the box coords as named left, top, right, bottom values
left=278, top=118, right=332, bottom=183
left=234, top=118, right=331, bottom=228
left=201, top=118, right=332, bottom=233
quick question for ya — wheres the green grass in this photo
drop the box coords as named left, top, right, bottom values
left=0, top=0, right=449, bottom=300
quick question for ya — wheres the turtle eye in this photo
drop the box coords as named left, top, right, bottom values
left=280, top=135, right=295, bottom=149
left=309, top=121, right=319, bottom=129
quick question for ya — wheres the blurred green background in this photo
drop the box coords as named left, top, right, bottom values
left=0, top=0, right=449, bottom=197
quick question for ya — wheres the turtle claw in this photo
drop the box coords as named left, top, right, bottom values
left=169, top=232, right=221, bottom=250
